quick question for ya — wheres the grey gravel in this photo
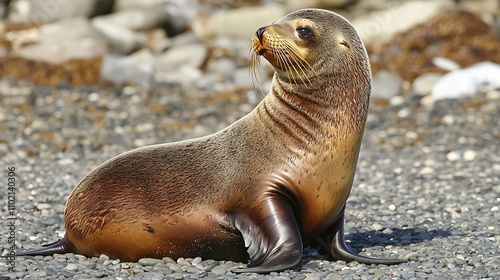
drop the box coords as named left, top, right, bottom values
left=1, top=77, right=499, bottom=279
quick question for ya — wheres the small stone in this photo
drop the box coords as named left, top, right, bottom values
left=36, top=203, right=52, bottom=210
left=432, top=57, right=460, bottom=72
left=390, top=95, right=405, bottom=106
left=463, top=150, right=476, bottom=161
left=65, top=264, right=79, bottom=271
left=419, top=166, right=434, bottom=175
left=371, top=222, right=383, bottom=231
left=138, top=258, right=164, bottom=266
left=447, top=151, right=460, bottom=162
left=388, top=204, right=397, bottom=211
left=397, top=108, right=411, bottom=119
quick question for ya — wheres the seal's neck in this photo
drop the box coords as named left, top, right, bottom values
left=270, top=70, right=370, bottom=135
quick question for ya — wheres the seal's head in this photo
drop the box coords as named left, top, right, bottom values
left=251, top=8, right=370, bottom=88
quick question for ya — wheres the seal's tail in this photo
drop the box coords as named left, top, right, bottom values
left=16, top=237, right=73, bottom=257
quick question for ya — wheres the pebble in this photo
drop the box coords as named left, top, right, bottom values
left=138, top=258, right=164, bottom=266
left=463, top=150, right=477, bottom=161
left=446, top=151, right=460, bottom=161
left=432, top=57, right=460, bottom=72
left=64, top=263, right=79, bottom=271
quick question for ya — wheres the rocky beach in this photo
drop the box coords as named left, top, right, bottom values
left=1, top=0, right=499, bottom=279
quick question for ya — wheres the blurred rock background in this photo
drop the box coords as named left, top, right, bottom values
left=0, top=0, right=499, bottom=101
left=1, top=2, right=499, bottom=279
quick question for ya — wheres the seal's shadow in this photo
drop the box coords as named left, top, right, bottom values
left=309, top=227, right=451, bottom=259
left=345, top=227, right=451, bottom=251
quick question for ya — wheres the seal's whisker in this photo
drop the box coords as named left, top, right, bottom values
left=282, top=41, right=316, bottom=85
left=281, top=44, right=310, bottom=86
left=283, top=40, right=316, bottom=76
left=278, top=48, right=299, bottom=85
left=250, top=43, right=265, bottom=97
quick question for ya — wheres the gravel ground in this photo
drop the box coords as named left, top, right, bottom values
left=1, top=78, right=499, bottom=279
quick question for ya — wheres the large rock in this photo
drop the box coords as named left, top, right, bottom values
left=13, top=17, right=108, bottom=64
left=156, top=43, right=207, bottom=73
left=351, top=0, right=454, bottom=44
left=100, top=49, right=156, bottom=87
left=286, top=0, right=355, bottom=11
left=113, top=0, right=190, bottom=11
left=431, top=62, right=500, bottom=100
left=91, top=20, right=146, bottom=55
left=93, top=2, right=195, bottom=35
left=7, top=0, right=113, bottom=24
left=192, top=4, right=287, bottom=40
left=459, top=0, right=500, bottom=16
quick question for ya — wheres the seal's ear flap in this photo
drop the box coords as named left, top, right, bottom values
left=232, top=186, right=303, bottom=273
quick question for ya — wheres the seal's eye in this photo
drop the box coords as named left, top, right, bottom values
left=296, top=26, right=313, bottom=39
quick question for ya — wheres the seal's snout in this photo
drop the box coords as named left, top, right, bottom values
left=256, top=27, right=266, bottom=43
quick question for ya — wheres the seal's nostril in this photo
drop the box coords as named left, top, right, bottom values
left=256, top=27, right=266, bottom=43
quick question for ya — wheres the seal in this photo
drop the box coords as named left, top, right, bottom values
left=17, top=9, right=406, bottom=273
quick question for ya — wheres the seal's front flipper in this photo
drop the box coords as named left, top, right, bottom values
left=232, top=181, right=303, bottom=273
left=315, top=206, right=406, bottom=265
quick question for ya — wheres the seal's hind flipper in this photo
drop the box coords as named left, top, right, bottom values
left=316, top=206, right=407, bottom=265
left=232, top=181, right=303, bottom=273
left=16, top=237, right=72, bottom=257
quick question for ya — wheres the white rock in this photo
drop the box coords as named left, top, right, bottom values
left=286, top=0, right=355, bottom=11
left=155, top=65, right=203, bottom=85
left=351, top=0, right=454, bottom=44
left=459, top=0, right=500, bottom=16
left=100, top=49, right=155, bottom=87
left=432, top=62, right=500, bottom=100
left=65, top=264, right=79, bottom=271
left=412, top=73, right=443, bottom=96
left=114, top=0, right=169, bottom=10
left=156, top=43, right=207, bottom=73
left=446, top=151, right=460, bottom=162
left=419, top=166, right=434, bottom=175
left=463, top=150, right=477, bottom=161
left=207, top=58, right=237, bottom=79
left=103, top=0, right=197, bottom=35
left=13, top=17, right=108, bottom=64
left=7, top=0, right=113, bottom=24
left=371, top=70, right=402, bottom=99
left=432, top=57, right=460, bottom=72
left=192, top=4, right=287, bottom=40
left=92, top=20, right=146, bottom=55
left=93, top=3, right=179, bottom=31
